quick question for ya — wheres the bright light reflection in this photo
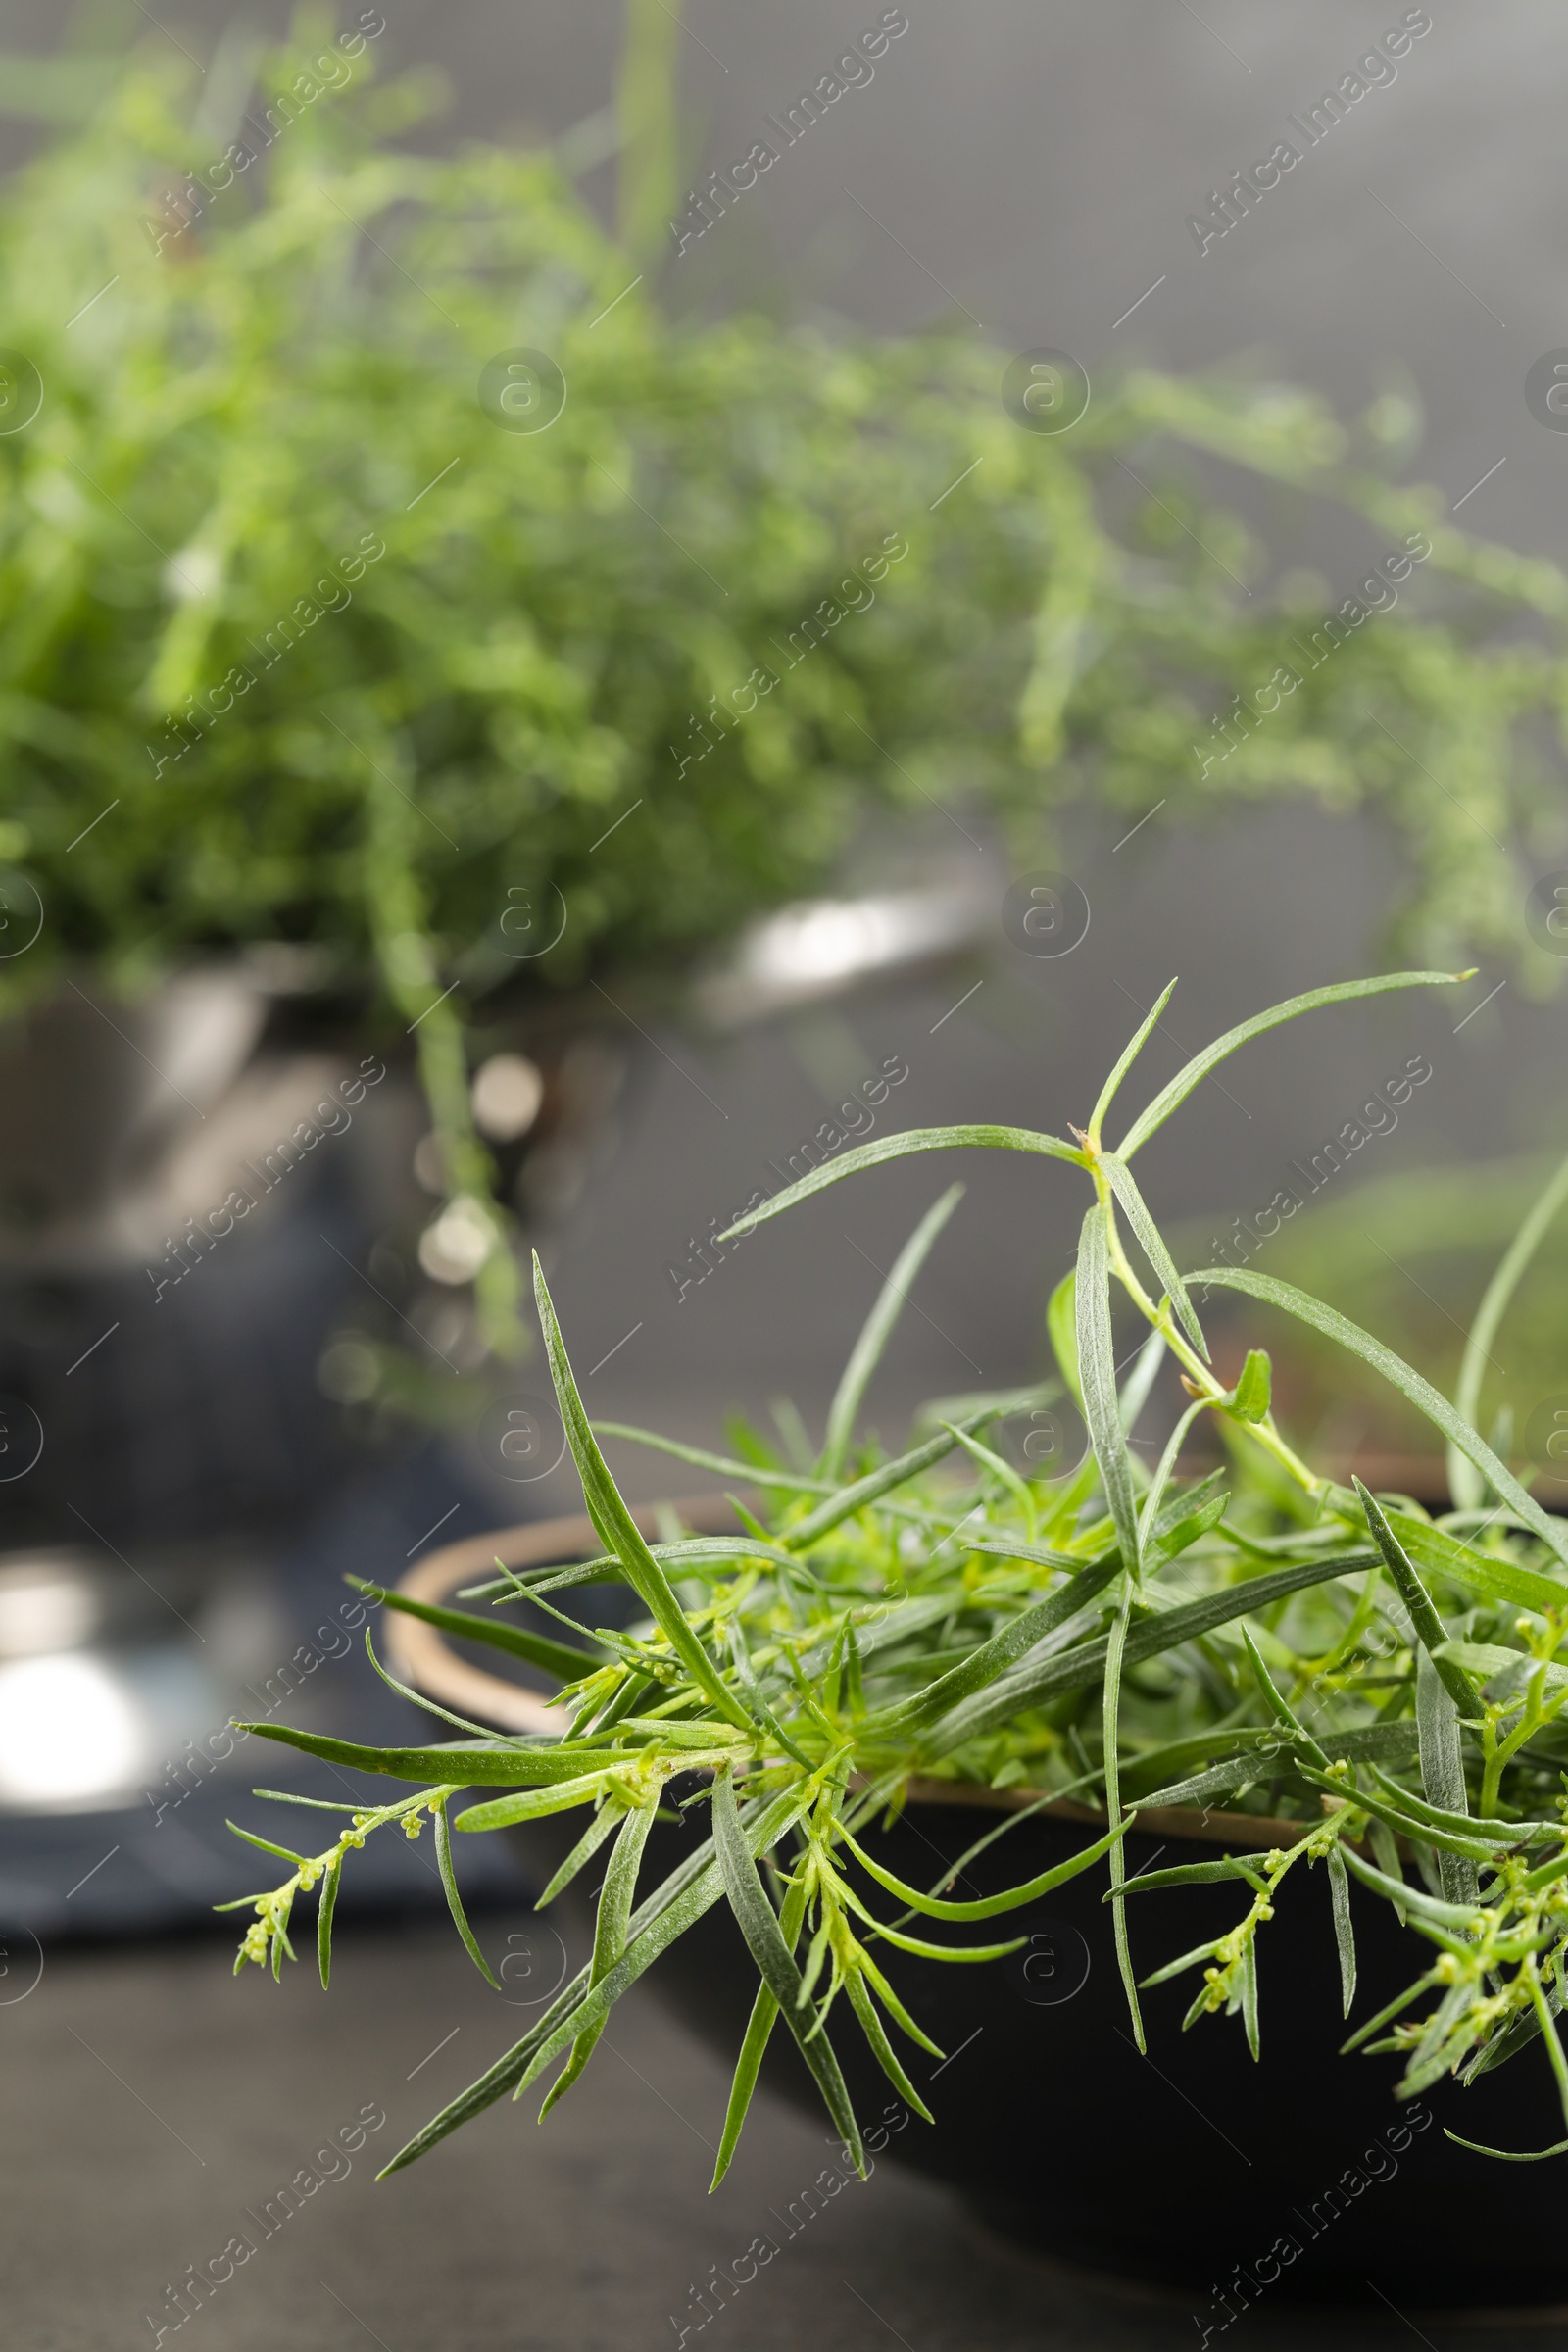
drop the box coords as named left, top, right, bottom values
left=0, top=1569, right=97, bottom=1657
left=0, top=1653, right=144, bottom=1804
left=751, top=905, right=886, bottom=985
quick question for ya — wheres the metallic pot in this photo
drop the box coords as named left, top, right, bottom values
left=0, top=959, right=391, bottom=1545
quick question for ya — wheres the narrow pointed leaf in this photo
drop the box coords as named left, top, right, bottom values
left=1089, top=979, right=1176, bottom=1142
left=456, top=1772, right=625, bottom=1833
left=1152, top=1491, right=1230, bottom=1564
left=820, top=1185, right=964, bottom=1478
left=344, top=1578, right=598, bottom=1684
left=864, top=1548, right=1122, bottom=1737
left=1437, top=1642, right=1568, bottom=1699
left=1238, top=1936, right=1260, bottom=2060
left=1101, top=1152, right=1207, bottom=1360
left=1116, top=971, right=1466, bottom=1159
left=535, top=1804, right=622, bottom=1908
left=1111, top=1855, right=1275, bottom=1895
left=838, top=1814, right=1126, bottom=1919
left=1118, top=1328, right=1168, bottom=1434
left=1387, top=1514, right=1568, bottom=1621
left=1297, top=1769, right=1492, bottom=1865
left=1364, top=1766, right=1558, bottom=1847
left=711, top=1866, right=809, bottom=2190
left=581, top=1670, right=654, bottom=1739
left=1354, top=1480, right=1481, bottom=1717
left=1190, top=1270, right=1568, bottom=1570
left=1326, top=1844, right=1356, bottom=2018
left=236, top=1722, right=614, bottom=1784
left=1143, top=1936, right=1250, bottom=1989
left=1342, top=1977, right=1435, bottom=2056
left=854, top=1946, right=946, bottom=2058
left=435, top=1797, right=502, bottom=1988
left=1137, top=1399, right=1207, bottom=1544
left=925, top=1549, right=1380, bottom=1754
left=381, top=1787, right=811, bottom=2178
left=712, top=1126, right=1089, bottom=1246
left=1337, top=1842, right=1479, bottom=1929
left=539, top=1799, right=656, bottom=2118
left=785, top=1393, right=1054, bottom=1550
left=360, top=1623, right=527, bottom=1742
left=710, top=1769, right=864, bottom=2170
left=1102, top=1580, right=1143, bottom=2047
left=1047, top=1269, right=1082, bottom=1408
left=533, top=1255, right=750, bottom=1730
left=1231, top=1349, right=1272, bottom=1424
left=846, top=1901, right=1023, bottom=1962
left=1138, top=1718, right=1420, bottom=1810
left=726, top=1620, right=811, bottom=1766
left=1449, top=1143, right=1568, bottom=1508
left=963, top=1534, right=1094, bottom=1572
left=1241, top=1625, right=1329, bottom=1766
left=249, top=1791, right=365, bottom=1813
left=1414, top=1646, right=1479, bottom=1909
left=317, top=1854, right=343, bottom=1990
left=1444, top=2131, right=1568, bottom=2163
left=225, top=1821, right=309, bottom=1867
left=943, top=1422, right=1035, bottom=1530
left=580, top=1432, right=830, bottom=1494
left=515, top=1793, right=815, bottom=2103
left=1076, top=1203, right=1140, bottom=1582
left=1463, top=1978, right=1567, bottom=2081
left=845, top=1971, right=935, bottom=2123
left=586, top=1719, right=750, bottom=1750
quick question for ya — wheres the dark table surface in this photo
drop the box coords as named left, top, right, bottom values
left=9, top=1906, right=1566, bottom=2352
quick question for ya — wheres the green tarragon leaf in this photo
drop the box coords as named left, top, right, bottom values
left=1075, top=1202, right=1141, bottom=1583
left=819, top=1185, right=964, bottom=1479
left=1387, top=1513, right=1568, bottom=1622
left=235, top=1725, right=610, bottom=1784
left=380, top=1786, right=812, bottom=2178
left=1116, top=971, right=1465, bottom=1159
left=925, top=1550, right=1380, bottom=1754
left=710, top=1769, right=864, bottom=2172
left=1193, top=1269, right=1568, bottom=1573
left=347, top=1578, right=600, bottom=1686
left=1230, top=1349, right=1272, bottom=1424
left=1100, top=1152, right=1208, bottom=1361
left=712, top=1127, right=1090, bottom=1245
left=533, top=1255, right=752, bottom=1731
left=1134, top=1719, right=1423, bottom=1810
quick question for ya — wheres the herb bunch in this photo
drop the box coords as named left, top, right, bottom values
left=229, top=972, right=1568, bottom=2177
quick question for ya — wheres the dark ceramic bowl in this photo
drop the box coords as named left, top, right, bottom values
left=394, top=1508, right=1568, bottom=2312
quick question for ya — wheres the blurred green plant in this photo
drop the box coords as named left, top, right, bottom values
left=230, top=972, right=1568, bottom=2175
left=3, top=9, right=1568, bottom=1350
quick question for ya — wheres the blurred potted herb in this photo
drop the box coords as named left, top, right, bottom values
left=2, top=10, right=1566, bottom=1363
left=227, top=971, right=1568, bottom=2305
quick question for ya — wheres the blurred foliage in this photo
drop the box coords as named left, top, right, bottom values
left=4, top=9, right=1568, bottom=1344
left=6, top=21, right=1568, bottom=999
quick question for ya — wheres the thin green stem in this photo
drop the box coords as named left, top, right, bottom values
left=1090, top=1157, right=1320, bottom=1497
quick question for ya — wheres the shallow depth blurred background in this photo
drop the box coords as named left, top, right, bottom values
left=1, top=7, right=1566, bottom=2345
